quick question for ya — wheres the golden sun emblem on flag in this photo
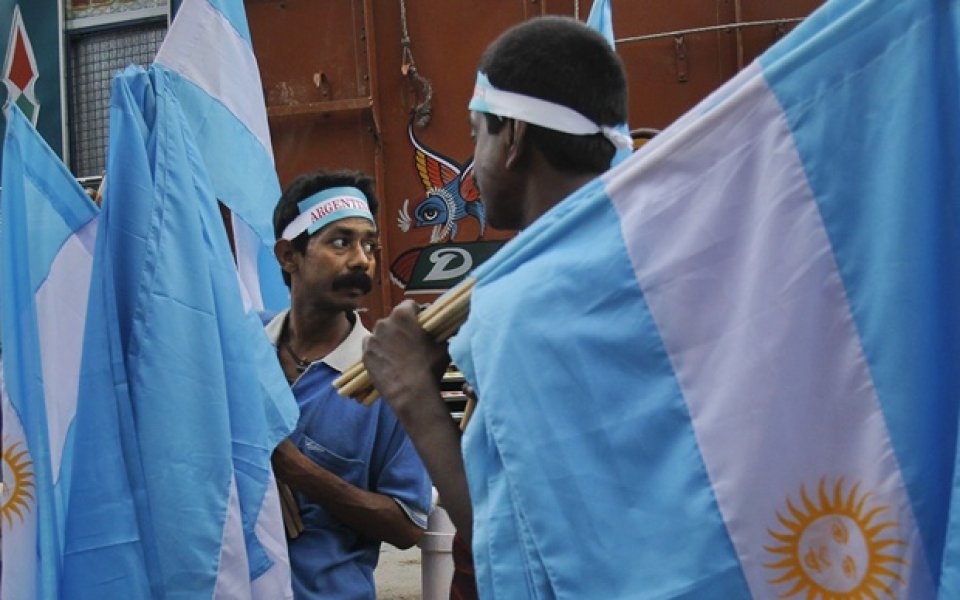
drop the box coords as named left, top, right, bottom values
left=2, top=438, right=36, bottom=527
left=764, top=478, right=906, bottom=599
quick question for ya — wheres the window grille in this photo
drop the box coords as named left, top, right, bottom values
left=67, top=20, right=165, bottom=177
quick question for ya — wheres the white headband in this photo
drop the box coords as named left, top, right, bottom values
left=281, top=186, right=375, bottom=241
left=468, top=72, right=632, bottom=151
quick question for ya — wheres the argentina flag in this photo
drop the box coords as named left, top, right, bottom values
left=450, top=0, right=960, bottom=597
left=59, top=64, right=298, bottom=597
left=154, top=0, right=287, bottom=313
left=0, top=105, right=99, bottom=599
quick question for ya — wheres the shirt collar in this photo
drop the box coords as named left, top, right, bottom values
left=265, top=309, right=369, bottom=373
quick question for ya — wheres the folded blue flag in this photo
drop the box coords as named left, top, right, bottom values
left=61, top=64, right=297, bottom=597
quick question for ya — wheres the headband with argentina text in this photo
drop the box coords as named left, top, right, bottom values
left=468, top=72, right=632, bottom=151
left=281, top=186, right=375, bottom=241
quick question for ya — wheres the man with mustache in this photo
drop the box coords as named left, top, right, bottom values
left=267, top=170, right=432, bottom=599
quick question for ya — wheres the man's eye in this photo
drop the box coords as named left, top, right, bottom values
left=363, top=241, right=380, bottom=254
left=331, top=238, right=349, bottom=249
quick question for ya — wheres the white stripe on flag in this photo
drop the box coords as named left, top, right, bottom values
left=154, top=0, right=273, bottom=160
left=1, top=374, right=38, bottom=600
left=232, top=217, right=264, bottom=313
left=34, top=220, right=97, bottom=482
left=213, top=474, right=253, bottom=600
left=250, top=471, right=293, bottom=599
left=606, top=64, right=933, bottom=598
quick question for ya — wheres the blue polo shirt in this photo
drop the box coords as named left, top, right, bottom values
left=267, top=312, right=432, bottom=600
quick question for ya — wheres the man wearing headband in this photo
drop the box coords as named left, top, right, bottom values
left=363, top=16, right=628, bottom=600
left=266, top=170, right=431, bottom=599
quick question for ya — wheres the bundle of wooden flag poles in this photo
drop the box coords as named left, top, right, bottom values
left=334, top=277, right=476, bottom=405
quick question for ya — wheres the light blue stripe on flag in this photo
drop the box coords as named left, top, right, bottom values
left=1, top=104, right=100, bottom=599
left=205, top=0, right=253, bottom=44
left=62, top=177, right=155, bottom=596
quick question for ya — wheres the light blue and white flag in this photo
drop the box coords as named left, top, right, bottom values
left=0, top=104, right=99, bottom=599
left=61, top=64, right=298, bottom=598
left=154, top=0, right=287, bottom=313
left=452, top=0, right=960, bottom=597
left=585, top=0, right=631, bottom=166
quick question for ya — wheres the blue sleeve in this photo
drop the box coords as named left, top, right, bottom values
left=370, top=399, right=433, bottom=527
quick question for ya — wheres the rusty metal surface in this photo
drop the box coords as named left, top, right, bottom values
left=247, top=0, right=376, bottom=186
left=247, top=0, right=823, bottom=322
left=736, top=0, right=824, bottom=67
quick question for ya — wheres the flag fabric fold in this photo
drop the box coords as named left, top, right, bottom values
left=452, top=0, right=960, bottom=597
left=60, top=64, right=297, bottom=597
left=584, top=0, right=631, bottom=166
left=155, top=0, right=299, bottom=589
left=154, top=0, right=287, bottom=313
left=2, top=1, right=295, bottom=593
left=0, top=104, right=100, bottom=599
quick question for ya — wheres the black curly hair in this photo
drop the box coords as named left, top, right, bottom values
left=477, top=16, right=628, bottom=174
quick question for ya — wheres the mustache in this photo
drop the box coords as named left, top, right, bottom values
left=332, top=271, right=373, bottom=293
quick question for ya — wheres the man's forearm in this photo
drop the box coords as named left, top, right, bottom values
left=387, top=381, right=474, bottom=544
left=362, top=300, right=474, bottom=540
left=273, top=441, right=424, bottom=548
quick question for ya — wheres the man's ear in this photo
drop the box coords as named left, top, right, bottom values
left=274, top=238, right=299, bottom=277
left=504, top=118, right=528, bottom=170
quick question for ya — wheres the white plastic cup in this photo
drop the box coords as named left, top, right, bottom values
left=419, top=505, right=456, bottom=600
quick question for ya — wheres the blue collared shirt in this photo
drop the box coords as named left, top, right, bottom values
left=267, top=311, right=432, bottom=599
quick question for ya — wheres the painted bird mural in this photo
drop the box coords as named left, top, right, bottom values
left=398, top=123, right=485, bottom=242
